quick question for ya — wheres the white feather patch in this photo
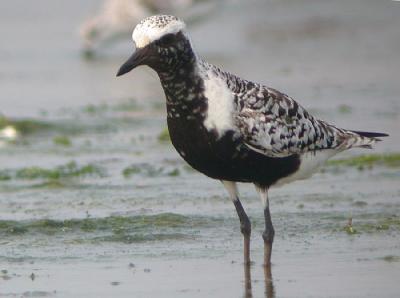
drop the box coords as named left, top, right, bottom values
left=202, top=73, right=235, bottom=137
left=132, top=18, right=186, bottom=48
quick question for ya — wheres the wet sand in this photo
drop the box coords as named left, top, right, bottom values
left=2, top=238, right=400, bottom=298
left=1, top=0, right=400, bottom=297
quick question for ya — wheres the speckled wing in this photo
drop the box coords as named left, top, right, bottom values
left=234, top=86, right=345, bottom=157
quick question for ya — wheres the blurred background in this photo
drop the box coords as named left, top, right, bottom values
left=0, top=1, right=399, bottom=297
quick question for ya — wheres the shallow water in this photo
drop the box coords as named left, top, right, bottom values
left=1, top=0, right=400, bottom=297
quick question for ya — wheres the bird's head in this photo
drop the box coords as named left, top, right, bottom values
left=116, top=15, right=194, bottom=76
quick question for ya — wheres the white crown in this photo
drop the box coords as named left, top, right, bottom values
left=132, top=15, right=186, bottom=48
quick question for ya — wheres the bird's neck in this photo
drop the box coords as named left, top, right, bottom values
left=156, top=56, right=206, bottom=108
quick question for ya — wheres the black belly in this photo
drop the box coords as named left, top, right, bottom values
left=167, top=116, right=300, bottom=187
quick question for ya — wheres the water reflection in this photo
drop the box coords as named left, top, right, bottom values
left=263, top=266, right=275, bottom=298
left=244, top=264, right=252, bottom=298
left=243, top=265, right=275, bottom=298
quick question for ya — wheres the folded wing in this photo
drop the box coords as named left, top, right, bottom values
left=234, top=86, right=383, bottom=157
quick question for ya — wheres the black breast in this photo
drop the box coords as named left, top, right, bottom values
left=167, top=105, right=300, bottom=187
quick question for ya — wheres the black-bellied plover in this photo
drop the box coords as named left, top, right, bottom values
left=117, top=15, right=388, bottom=266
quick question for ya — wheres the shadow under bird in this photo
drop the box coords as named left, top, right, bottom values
left=117, top=15, right=388, bottom=267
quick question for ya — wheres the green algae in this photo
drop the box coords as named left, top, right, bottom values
left=381, top=255, right=400, bottom=262
left=183, top=164, right=196, bottom=172
left=93, top=233, right=189, bottom=244
left=32, top=180, right=66, bottom=188
left=351, top=201, right=368, bottom=207
left=122, top=163, right=180, bottom=178
left=340, top=216, right=400, bottom=234
left=122, top=165, right=141, bottom=178
left=297, top=204, right=305, bottom=209
left=113, top=98, right=140, bottom=112
left=0, top=116, right=52, bottom=135
left=53, top=135, right=72, bottom=147
left=0, top=213, right=214, bottom=241
left=327, top=153, right=400, bottom=169
left=83, top=103, right=110, bottom=115
left=0, top=115, right=118, bottom=139
left=0, top=171, right=11, bottom=181
left=0, top=269, right=12, bottom=281
left=337, top=104, right=352, bottom=114
left=157, top=127, right=170, bottom=143
left=344, top=225, right=358, bottom=235
left=167, top=168, right=180, bottom=176
left=82, top=99, right=140, bottom=115
left=2, top=161, right=105, bottom=181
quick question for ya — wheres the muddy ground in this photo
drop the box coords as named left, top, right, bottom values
left=1, top=0, right=399, bottom=297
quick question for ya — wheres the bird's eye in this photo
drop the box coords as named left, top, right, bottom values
left=160, top=33, right=175, bottom=45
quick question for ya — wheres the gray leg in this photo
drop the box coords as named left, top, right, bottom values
left=233, top=198, right=251, bottom=265
left=262, top=204, right=275, bottom=267
left=256, top=185, right=275, bottom=267
left=222, top=181, right=251, bottom=265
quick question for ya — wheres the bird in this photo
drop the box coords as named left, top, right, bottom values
left=116, top=15, right=388, bottom=267
left=80, top=0, right=218, bottom=55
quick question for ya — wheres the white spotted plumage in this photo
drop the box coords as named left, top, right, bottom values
left=127, top=15, right=384, bottom=184
left=193, top=60, right=383, bottom=182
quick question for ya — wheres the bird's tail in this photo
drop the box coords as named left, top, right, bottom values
left=342, top=130, right=389, bottom=149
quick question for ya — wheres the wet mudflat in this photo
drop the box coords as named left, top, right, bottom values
left=1, top=0, right=400, bottom=297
